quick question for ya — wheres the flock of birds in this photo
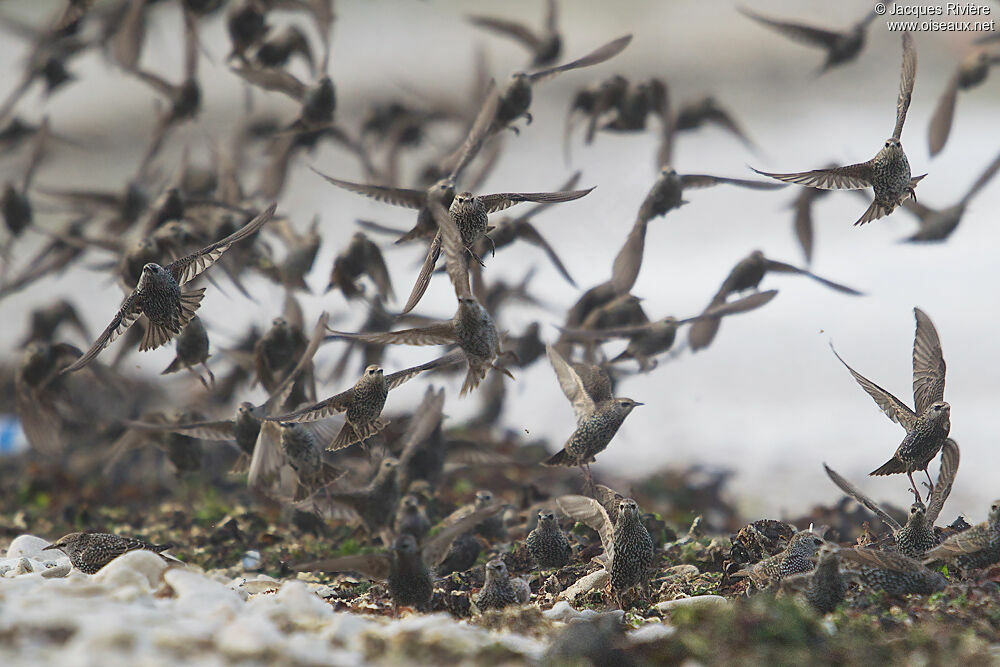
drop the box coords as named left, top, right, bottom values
left=3, top=0, right=1000, bottom=617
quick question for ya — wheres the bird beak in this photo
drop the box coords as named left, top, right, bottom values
left=633, top=402, right=645, bottom=407
left=41, top=544, right=58, bottom=551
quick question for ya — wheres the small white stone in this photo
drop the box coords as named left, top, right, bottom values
left=543, top=600, right=624, bottom=623
left=666, top=564, right=700, bottom=577
left=629, top=623, right=677, bottom=643
left=93, top=549, right=169, bottom=590
left=13, top=557, right=34, bottom=575
left=556, top=569, right=609, bottom=603
left=6, top=534, right=52, bottom=560
left=40, top=559, right=72, bottom=578
left=241, top=550, right=262, bottom=570
left=654, top=595, right=729, bottom=613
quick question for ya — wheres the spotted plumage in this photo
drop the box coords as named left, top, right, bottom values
left=608, top=499, right=654, bottom=601
left=737, top=531, right=824, bottom=589
left=476, top=559, right=524, bottom=610
left=526, top=509, right=572, bottom=569
left=805, top=546, right=847, bottom=613
left=43, top=532, right=173, bottom=575
left=923, top=499, right=1000, bottom=571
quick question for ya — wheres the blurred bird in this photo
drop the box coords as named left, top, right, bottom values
left=927, top=51, right=1000, bottom=156
left=468, top=0, right=562, bottom=67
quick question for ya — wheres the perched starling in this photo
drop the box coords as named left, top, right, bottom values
left=526, top=509, right=572, bottom=569
left=62, top=205, right=275, bottom=374
left=161, top=315, right=214, bottom=389
left=542, top=346, right=641, bottom=480
left=475, top=559, right=526, bottom=610
left=734, top=531, right=825, bottom=589
left=436, top=532, right=483, bottom=577
left=42, top=532, right=174, bottom=575
left=295, top=505, right=504, bottom=615
left=753, top=33, right=924, bottom=225
left=468, top=0, right=562, bottom=68
left=900, top=150, right=1000, bottom=242
left=557, top=492, right=654, bottom=607
left=923, top=499, right=1000, bottom=570
left=739, top=6, right=878, bottom=74
left=831, top=308, right=950, bottom=499
left=841, top=548, right=946, bottom=596
left=268, top=353, right=463, bottom=451
left=928, top=51, right=1000, bottom=156
left=824, top=439, right=958, bottom=558
left=394, top=495, right=431, bottom=542
left=804, top=546, right=847, bottom=613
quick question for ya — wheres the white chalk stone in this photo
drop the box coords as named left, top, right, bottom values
left=93, top=550, right=169, bottom=591
left=556, top=569, right=609, bottom=603
left=654, top=595, right=729, bottom=613
left=6, top=534, right=52, bottom=560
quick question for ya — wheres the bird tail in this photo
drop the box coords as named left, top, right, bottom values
left=854, top=201, right=892, bottom=226
left=326, top=418, right=389, bottom=452
left=609, top=349, right=632, bottom=364
left=161, top=356, right=183, bottom=375
left=870, top=457, right=906, bottom=476
left=543, top=449, right=572, bottom=467
left=460, top=365, right=488, bottom=397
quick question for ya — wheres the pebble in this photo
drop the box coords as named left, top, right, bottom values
left=654, top=595, right=730, bottom=613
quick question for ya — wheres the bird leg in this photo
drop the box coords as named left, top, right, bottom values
left=484, top=234, right=496, bottom=258
left=465, top=246, right=487, bottom=268
left=905, top=471, right=922, bottom=501
left=922, top=468, right=934, bottom=500
left=202, top=362, right=216, bottom=389
left=188, top=366, right=211, bottom=390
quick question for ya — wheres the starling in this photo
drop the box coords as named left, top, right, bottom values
left=598, top=77, right=667, bottom=136
left=394, top=495, right=431, bottom=542
left=327, top=458, right=401, bottom=537
left=688, top=250, right=860, bottom=352
left=226, top=0, right=268, bottom=63
left=671, top=95, right=758, bottom=153
left=786, top=168, right=835, bottom=264
left=753, top=33, right=924, bottom=225
left=526, top=509, right=572, bottom=569
left=15, top=342, right=85, bottom=455
left=556, top=492, right=654, bottom=607
left=42, top=531, right=174, bottom=575
left=444, top=490, right=508, bottom=542
left=476, top=559, right=527, bottom=610
left=733, top=531, right=825, bottom=589
left=295, top=505, right=504, bottom=615
left=900, top=150, right=1000, bottom=242
left=161, top=315, right=214, bottom=389
left=739, top=6, right=878, bottom=74
left=831, top=307, right=950, bottom=500
left=491, top=35, right=632, bottom=132
left=928, top=51, right=1000, bottom=156
left=923, top=499, right=1000, bottom=570
left=251, top=25, right=315, bottom=73
left=561, top=291, right=777, bottom=371
left=804, top=545, right=847, bottom=613
left=563, top=73, right=629, bottom=157
left=18, top=299, right=89, bottom=347
left=268, top=422, right=342, bottom=502
left=397, top=386, right=448, bottom=491
left=840, top=548, right=946, bottom=596
left=542, top=346, right=641, bottom=480
left=326, top=232, right=394, bottom=302
left=62, top=205, right=275, bottom=374
left=267, top=352, right=464, bottom=451
left=468, top=0, right=562, bottom=68
left=824, top=439, right=958, bottom=558
left=436, top=532, right=483, bottom=577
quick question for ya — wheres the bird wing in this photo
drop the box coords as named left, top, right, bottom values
left=513, top=221, right=576, bottom=286
left=923, top=524, right=988, bottom=560
left=422, top=504, right=506, bottom=568
left=60, top=294, right=142, bottom=374
left=247, top=421, right=293, bottom=496
left=529, top=34, right=632, bottom=82
left=610, top=218, right=646, bottom=295
left=398, top=386, right=445, bottom=463
left=127, top=418, right=236, bottom=441
left=962, top=150, right=1000, bottom=204
left=268, top=387, right=355, bottom=423
left=751, top=164, right=873, bottom=190
left=823, top=463, right=901, bottom=530
left=926, top=439, right=959, bottom=525
left=927, top=70, right=960, bottom=157
left=830, top=343, right=918, bottom=430
left=385, top=349, right=465, bottom=390
left=679, top=174, right=785, bottom=190
left=400, top=232, right=443, bottom=314
left=892, top=32, right=917, bottom=141
left=593, top=484, right=624, bottom=525
left=739, top=8, right=842, bottom=49
left=558, top=323, right=649, bottom=341
left=679, top=290, right=779, bottom=324
left=762, top=259, right=863, bottom=295
left=428, top=198, right=473, bottom=300
left=292, top=552, right=392, bottom=581
left=511, top=171, right=583, bottom=222
left=168, top=204, right=275, bottom=286
left=467, top=15, right=543, bottom=51
left=556, top=495, right=613, bottom=552
left=911, top=307, right=946, bottom=414
left=264, top=312, right=330, bottom=414
left=440, top=80, right=501, bottom=182
left=478, top=187, right=595, bottom=214
left=309, top=168, right=426, bottom=209
left=545, top=345, right=596, bottom=421
left=363, top=243, right=394, bottom=302
left=327, top=323, right=456, bottom=347
left=230, top=64, right=308, bottom=101
left=840, top=547, right=925, bottom=572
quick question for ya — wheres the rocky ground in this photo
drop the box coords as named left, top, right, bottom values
left=3, top=452, right=1000, bottom=666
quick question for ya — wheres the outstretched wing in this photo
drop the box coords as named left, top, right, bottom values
left=168, top=204, right=275, bottom=286
left=292, top=552, right=392, bottom=581
left=830, top=343, right=918, bottom=431
left=912, top=307, right=946, bottom=414
left=478, top=188, right=595, bottom=214
left=60, top=294, right=142, bottom=374
left=546, top=345, right=596, bottom=422
left=926, top=439, right=959, bottom=525
left=327, top=323, right=456, bottom=347
left=385, top=349, right=465, bottom=390
left=556, top=494, right=613, bottom=552
left=739, top=8, right=842, bottom=49
left=309, top=169, right=427, bottom=209
left=892, top=32, right=917, bottom=141
left=751, top=164, right=873, bottom=190
left=763, top=259, right=863, bottom=295
left=422, top=504, right=506, bottom=568
left=529, top=35, right=632, bottom=82
left=823, top=463, right=901, bottom=531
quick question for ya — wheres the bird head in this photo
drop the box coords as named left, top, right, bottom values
left=616, top=398, right=643, bottom=413
left=884, top=137, right=901, bottom=149
left=537, top=510, right=557, bottom=527
left=485, top=558, right=508, bottom=580
left=42, top=532, right=85, bottom=554
left=364, top=365, right=384, bottom=378
left=475, top=490, right=494, bottom=507
left=391, top=534, right=418, bottom=554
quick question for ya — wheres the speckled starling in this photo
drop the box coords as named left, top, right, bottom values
left=62, top=205, right=274, bottom=374
left=476, top=559, right=524, bottom=610
left=278, top=422, right=343, bottom=501
left=831, top=307, right=950, bottom=499
left=753, top=33, right=924, bottom=225
left=543, top=346, right=641, bottom=480
left=841, top=548, right=946, bottom=596
left=42, top=532, right=174, bottom=575
left=803, top=545, right=847, bottom=613
left=161, top=315, right=213, bottom=389
left=526, top=509, right=572, bottom=569
left=328, top=458, right=401, bottom=536
left=326, top=231, right=394, bottom=302
left=739, top=6, right=878, bottom=74
left=736, top=531, right=825, bottom=589
left=923, top=499, right=1000, bottom=570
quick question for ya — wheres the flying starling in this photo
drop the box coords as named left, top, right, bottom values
left=840, top=547, right=946, bottom=596
left=928, top=51, right=1000, bottom=156
left=19, top=299, right=89, bottom=347
left=556, top=492, right=654, bottom=607
left=267, top=352, right=463, bottom=451
left=753, top=33, right=924, bottom=225
left=61, top=204, right=275, bottom=374
left=785, top=167, right=835, bottom=264
left=444, top=490, right=508, bottom=542
left=294, top=504, right=504, bottom=615
left=42, top=531, right=175, bottom=575
left=688, top=249, right=860, bottom=352
left=526, top=509, right=572, bottom=569
left=831, top=307, right=950, bottom=500
left=542, top=346, right=641, bottom=482
left=563, top=74, right=629, bottom=156
left=161, top=315, right=213, bottom=389
left=900, top=150, right=1000, bottom=242
left=733, top=531, right=825, bottom=590
left=476, top=559, right=529, bottom=610
left=327, top=458, right=401, bottom=538
left=739, top=6, right=878, bottom=74
left=824, top=439, right=958, bottom=558
left=468, top=0, right=562, bottom=68
left=326, top=231, right=394, bottom=302
left=560, top=290, right=777, bottom=371
left=922, top=499, right=1000, bottom=570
